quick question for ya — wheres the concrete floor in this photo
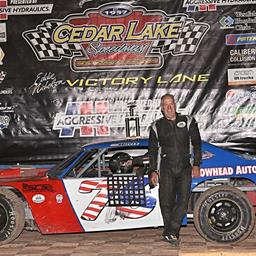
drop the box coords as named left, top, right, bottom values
left=0, top=223, right=256, bottom=256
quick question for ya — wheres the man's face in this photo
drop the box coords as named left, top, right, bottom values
left=161, top=96, right=176, bottom=120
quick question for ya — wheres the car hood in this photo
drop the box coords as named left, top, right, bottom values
left=0, top=166, right=49, bottom=181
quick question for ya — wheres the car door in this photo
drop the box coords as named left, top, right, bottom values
left=62, top=147, right=163, bottom=232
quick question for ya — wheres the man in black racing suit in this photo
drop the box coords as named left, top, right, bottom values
left=148, top=93, right=202, bottom=246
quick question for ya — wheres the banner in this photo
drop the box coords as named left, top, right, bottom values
left=0, top=0, right=256, bottom=163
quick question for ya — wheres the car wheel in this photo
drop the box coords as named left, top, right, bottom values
left=193, top=185, right=255, bottom=243
left=0, top=188, right=25, bottom=245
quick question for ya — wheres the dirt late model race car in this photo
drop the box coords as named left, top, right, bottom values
left=0, top=138, right=255, bottom=245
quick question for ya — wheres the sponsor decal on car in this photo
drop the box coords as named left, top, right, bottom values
left=23, top=184, right=54, bottom=192
left=200, top=165, right=256, bottom=177
left=202, top=151, right=214, bottom=160
left=32, top=194, right=45, bottom=204
left=56, top=194, right=63, bottom=204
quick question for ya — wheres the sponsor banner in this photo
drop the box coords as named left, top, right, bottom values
left=219, top=11, right=256, bottom=32
left=0, top=1, right=53, bottom=20
left=0, top=88, right=12, bottom=94
left=0, top=115, right=9, bottom=129
left=28, top=72, right=65, bottom=95
left=0, top=70, right=7, bottom=83
left=10, top=0, right=37, bottom=3
left=183, top=0, right=256, bottom=12
left=229, top=47, right=256, bottom=63
left=0, top=22, right=6, bottom=42
left=0, top=47, right=4, bottom=65
left=228, top=67, right=256, bottom=86
left=225, top=89, right=256, bottom=103
left=1, top=0, right=256, bottom=162
left=53, top=99, right=162, bottom=138
left=0, top=102, right=15, bottom=112
left=226, top=33, right=256, bottom=45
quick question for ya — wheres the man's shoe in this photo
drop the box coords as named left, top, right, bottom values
left=162, top=234, right=180, bottom=246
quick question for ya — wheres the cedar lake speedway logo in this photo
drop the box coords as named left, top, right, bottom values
left=22, top=3, right=210, bottom=72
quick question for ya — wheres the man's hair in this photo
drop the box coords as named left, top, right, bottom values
left=160, top=93, right=175, bottom=102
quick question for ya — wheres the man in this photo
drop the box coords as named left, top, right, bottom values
left=148, top=94, right=201, bottom=246
left=109, top=152, right=148, bottom=177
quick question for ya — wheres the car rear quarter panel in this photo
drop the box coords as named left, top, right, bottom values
left=0, top=179, right=84, bottom=234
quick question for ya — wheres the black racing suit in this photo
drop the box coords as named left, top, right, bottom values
left=148, top=113, right=201, bottom=237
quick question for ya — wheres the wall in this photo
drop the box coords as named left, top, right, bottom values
left=0, top=0, right=255, bottom=162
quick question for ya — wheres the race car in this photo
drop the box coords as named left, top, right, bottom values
left=0, top=138, right=255, bottom=245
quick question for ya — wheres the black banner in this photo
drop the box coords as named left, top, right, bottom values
left=0, top=0, right=256, bottom=163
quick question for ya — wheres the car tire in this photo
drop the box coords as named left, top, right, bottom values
left=0, top=188, right=25, bottom=245
left=193, top=185, right=255, bottom=243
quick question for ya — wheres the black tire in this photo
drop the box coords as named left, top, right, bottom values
left=188, top=192, right=201, bottom=214
left=0, top=188, right=25, bottom=245
left=193, top=185, right=255, bottom=243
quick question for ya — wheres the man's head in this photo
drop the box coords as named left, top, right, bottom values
left=109, top=152, right=133, bottom=174
left=160, top=94, right=176, bottom=120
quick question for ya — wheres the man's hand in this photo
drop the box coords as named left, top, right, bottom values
left=149, top=171, right=159, bottom=188
left=192, top=166, right=200, bottom=178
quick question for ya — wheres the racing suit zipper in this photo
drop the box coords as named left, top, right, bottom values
left=173, top=121, right=179, bottom=173
left=169, top=121, right=179, bottom=173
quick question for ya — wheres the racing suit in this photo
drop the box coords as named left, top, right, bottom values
left=148, top=113, right=201, bottom=237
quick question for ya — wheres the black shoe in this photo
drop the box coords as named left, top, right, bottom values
left=162, top=234, right=180, bottom=246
